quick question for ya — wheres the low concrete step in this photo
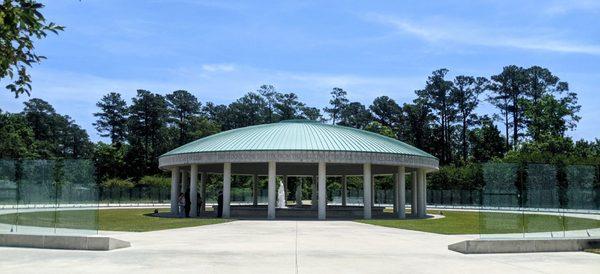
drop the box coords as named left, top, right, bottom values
left=449, top=237, right=600, bottom=254
left=0, top=233, right=131, bottom=251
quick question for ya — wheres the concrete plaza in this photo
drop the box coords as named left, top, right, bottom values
left=0, top=220, right=599, bottom=274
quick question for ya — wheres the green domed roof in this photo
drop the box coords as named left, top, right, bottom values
left=161, top=120, right=436, bottom=159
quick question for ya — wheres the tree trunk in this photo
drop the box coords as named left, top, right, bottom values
left=462, top=115, right=467, bottom=162
left=512, top=93, right=519, bottom=149
left=441, top=114, right=446, bottom=164
left=504, top=110, right=510, bottom=151
left=512, top=109, right=518, bottom=149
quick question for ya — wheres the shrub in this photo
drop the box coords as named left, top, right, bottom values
left=138, top=175, right=170, bottom=188
left=428, top=163, right=483, bottom=190
left=101, top=178, right=134, bottom=189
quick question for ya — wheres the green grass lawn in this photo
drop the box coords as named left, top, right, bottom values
left=0, top=208, right=230, bottom=232
left=586, top=249, right=600, bottom=255
left=2, top=208, right=599, bottom=235
left=358, top=210, right=600, bottom=235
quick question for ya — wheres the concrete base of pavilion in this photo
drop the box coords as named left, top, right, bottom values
left=229, top=205, right=390, bottom=219
left=159, top=205, right=434, bottom=220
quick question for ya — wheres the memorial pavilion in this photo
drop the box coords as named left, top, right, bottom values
left=159, top=119, right=438, bottom=219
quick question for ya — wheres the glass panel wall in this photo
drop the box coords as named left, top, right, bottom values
left=0, top=159, right=98, bottom=236
left=524, top=164, right=561, bottom=238
left=480, top=163, right=521, bottom=238
left=0, top=160, right=17, bottom=233
left=565, top=165, right=600, bottom=237
left=477, top=162, right=599, bottom=239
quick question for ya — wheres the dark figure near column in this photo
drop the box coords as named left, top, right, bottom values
left=217, top=190, right=223, bottom=218
left=184, top=191, right=191, bottom=218
left=196, top=193, right=202, bottom=216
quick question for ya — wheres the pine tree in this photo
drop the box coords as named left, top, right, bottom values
left=94, top=92, right=128, bottom=146
left=323, top=87, right=349, bottom=124
left=166, top=90, right=201, bottom=146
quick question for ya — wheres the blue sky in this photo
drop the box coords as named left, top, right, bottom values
left=1, top=0, right=599, bottom=142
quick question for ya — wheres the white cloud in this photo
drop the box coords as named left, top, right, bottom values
left=543, top=0, right=600, bottom=15
left=364, top=14, right=600, bottom=55
left=201, top=63, right=237, bottom=72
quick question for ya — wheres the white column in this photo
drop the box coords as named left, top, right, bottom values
left=283, top=175, right=288, bottom=207
left=411, top=171, right=418, bottom=217
left=311, top=175, right=317, bottom=209
left=252, top=174, right=258, bottom=206
left=393, top=173, right=398, bottom=214
left=418, top=169, right=427, bottom=217
left=341, top=175, right=347, bottom=206
left=170, top=167, right=181, bottom=214
left=295, top=177, right=303, bottom=207
left=363, top=163, right=372, bottom=219
left=423, top=170, right=427, bottom=216
left=371, top=174, right=375, bottom=207
left=200, top=172, right=206, bottom=214
left=397, top=166, right=406, bottom=219
left=181, top=170, right=189, bottom=193
left=416, top=169, right=423, bottom=217
left=222, top=163, right=231, bottom=218
left=268, top=161, right=276, bottom=219
left=318, top=162, right=327, bottom=220
left=190, top=164, right=198, bottom=217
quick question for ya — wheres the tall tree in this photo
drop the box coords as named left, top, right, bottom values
left=523, top=66, right=579, bottom=141
left=0, top=110, right=36, bottom=158
left=257, top=85, right=278, bottom=123
left=323, top=87, right=349, bottom=124
left=452, top=75, right=488, bottom=162
left=300, top=106, right=322, bottom=121
left=275, top=92, right=303, bottom=120
left=166, top=90, right=201, bottom=146
left=93, top=92, right=128, bottom=146
left=22, top=98, right=56, bottom=142
left=487, top=92, right=511, bottom=151
left=416, top=69, right=456, bottom=164
left=524, top=93, right=580, bottom=140
left=127, top=90, right=169, bottom=177
left=202, top=102, right=229, bottom=130
left=22, top=98, right=92, bottom=158
left=339, top=102, right=372, bottom=129
left=468, top=116, right=507, bottom=162
left=489, top=65, right=528, bottom=149
left=369, top=96, right=402, bottom=137
left=186, top=116, right=220, bottom=140
left=402, top=99, right=434, bottom=151
left=92, top=142, right=127, bottom=183
left=1, top=0, right=64, bottom=97
left=227, top=92, right=268, bottom=128
left=60, top=118, right=93, bottom=159
left=365, top=121, right=395, bottom=138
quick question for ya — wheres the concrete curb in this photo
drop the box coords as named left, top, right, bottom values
left=448, top=237, right=600, bottom=254
left=0, top=233, right=131, bottom=251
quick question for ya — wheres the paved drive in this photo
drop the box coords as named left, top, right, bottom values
left=0, top=220, right=599, bottom=273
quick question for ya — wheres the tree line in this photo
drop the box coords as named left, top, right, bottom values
left=1, top=65, right=598, bottom=190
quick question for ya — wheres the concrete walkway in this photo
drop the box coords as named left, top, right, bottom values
left=1, top=220, right=599, bottom=274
